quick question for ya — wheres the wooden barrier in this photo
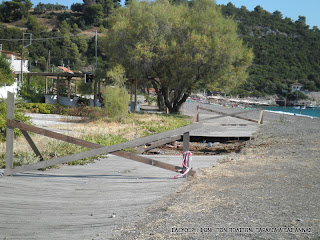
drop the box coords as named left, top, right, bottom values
left=195, top=106, right=263, bottom=124
left=5, top=92, right=201, bottom=176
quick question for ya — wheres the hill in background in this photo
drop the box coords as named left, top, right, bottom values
left=1, top=0, right=319, bottom=98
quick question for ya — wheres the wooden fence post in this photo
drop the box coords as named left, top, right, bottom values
left=258, top=110, right=264, bottom=124
left=5, top=91, right=14, bottom=174
left=195, top=105, right=200, bottom=122
left=183, top=131, right=190, bottom=178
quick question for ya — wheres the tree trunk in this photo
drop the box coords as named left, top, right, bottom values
left=151, top=81, right=165, bottom=111
left=162, top=87, right=190, bottom=114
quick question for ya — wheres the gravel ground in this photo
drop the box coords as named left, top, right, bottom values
left=111, top=105, right=320, bottom=240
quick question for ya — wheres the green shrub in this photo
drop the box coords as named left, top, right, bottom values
left=17, top=103, right=108, bottom=120
left=102, top=86, right=130, bottom=121
left=17, top=102, right=55, bottom=114
left=0, top=100, right=31, bottom=142
left=144, top=94, right=156, bottom=105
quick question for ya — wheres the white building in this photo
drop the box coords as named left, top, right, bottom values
left=291, top=83, right=304, bottom=92
left=0, top=50, right=29, bottom=98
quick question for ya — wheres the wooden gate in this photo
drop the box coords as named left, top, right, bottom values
left=5, top=92, right=202, bottom=176
left=194, top=105, right=264, bottom=124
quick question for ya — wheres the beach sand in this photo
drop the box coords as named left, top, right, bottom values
left=111, top=106, right=320, bottom=239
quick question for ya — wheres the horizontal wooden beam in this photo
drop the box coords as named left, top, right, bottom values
left=7, top=119, right=102, bottom=149
left=27, top=72, right=84, bottom=78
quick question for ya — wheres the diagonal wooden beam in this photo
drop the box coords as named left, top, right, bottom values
left=20, top=130, right=44, bottom=161
left=198, top=106, right=261, bottom=123
left=112, top=151, right=196, bottom=176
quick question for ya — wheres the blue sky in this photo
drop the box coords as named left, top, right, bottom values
left=30, top=0, right=319, bottom=28
left=216, top=0, right=319, bottom=28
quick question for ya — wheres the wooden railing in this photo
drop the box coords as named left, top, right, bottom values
left=194, top=105, right=264, bottom=124
left=5, top=91, right=202, bottom=176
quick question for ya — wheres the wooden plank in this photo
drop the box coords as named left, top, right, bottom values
left=258, top=110, right=264, bottom=124
left=183, top=132, right=190, bottom=178
left=183, top=132, right=190, bottom=152
left=7, top=119, right=102, bottom=149
left=20, top=130, right=44, bottom=161
left=135, top=135, right=181, bottom=154
left=27, top=72, right=84, bottom=78
left=112, top=151, right=196, bottom=176
left=5, top=91, right=14, bottom=172
left=199, top=106, right=260, bottom=123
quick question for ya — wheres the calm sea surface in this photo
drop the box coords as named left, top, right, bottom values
left=260, top=106, right=320, bottom=118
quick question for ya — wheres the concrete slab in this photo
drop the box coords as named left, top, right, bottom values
left=181, top=103, right=260, bottom=138
left=0, top=154, right=224, bottom=240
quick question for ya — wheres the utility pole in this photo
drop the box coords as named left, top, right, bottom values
left=20, top=33, right=24, bottom=84
left=95, top=30, right=98, bottom=70
left=45, top=50, right=51, bottom=94
left=47, top=50, right=51, bottom=72
left=20, top=33, right=32, bottom=85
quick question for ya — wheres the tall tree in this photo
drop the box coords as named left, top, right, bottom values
left=83, top=4, right=104, bottom=24
left=102, top=0, right=253, bottom=113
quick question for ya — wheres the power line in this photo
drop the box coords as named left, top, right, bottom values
left=0, top=34, right=79, bottom=42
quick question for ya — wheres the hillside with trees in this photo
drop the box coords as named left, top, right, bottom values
left=220, top=3, right=320, bottom=97
left=0, top=0, right=319, bottom=99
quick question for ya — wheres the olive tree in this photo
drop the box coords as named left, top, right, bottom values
left=102, top=0, right=253, bottom=113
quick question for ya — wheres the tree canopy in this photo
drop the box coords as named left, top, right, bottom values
left=0, top=0, right=32, bottom=22
left=102, top=0, right=253, bottom=112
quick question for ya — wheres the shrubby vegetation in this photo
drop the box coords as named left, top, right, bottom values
left=102, top=86, right=130, bottom=121
left=0, top=0, right=32, bottom=23
left=0, top=54, right=15, bottom=86
left=0, top=100, right=30, bottom=142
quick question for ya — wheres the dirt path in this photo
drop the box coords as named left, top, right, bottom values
left=113, top=116, right=320, bottom=240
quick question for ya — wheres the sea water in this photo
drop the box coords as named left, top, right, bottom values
left=261, top=106, right=320, bottom=118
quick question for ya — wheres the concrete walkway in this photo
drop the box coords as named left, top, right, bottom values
left=0, top=155, right=224, bottom=239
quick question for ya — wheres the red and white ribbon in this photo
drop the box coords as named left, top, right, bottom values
left=173, top=151, right=192, bottom=179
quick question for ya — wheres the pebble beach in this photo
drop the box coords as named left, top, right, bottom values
left=112, top=103, right=320, bottom=240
